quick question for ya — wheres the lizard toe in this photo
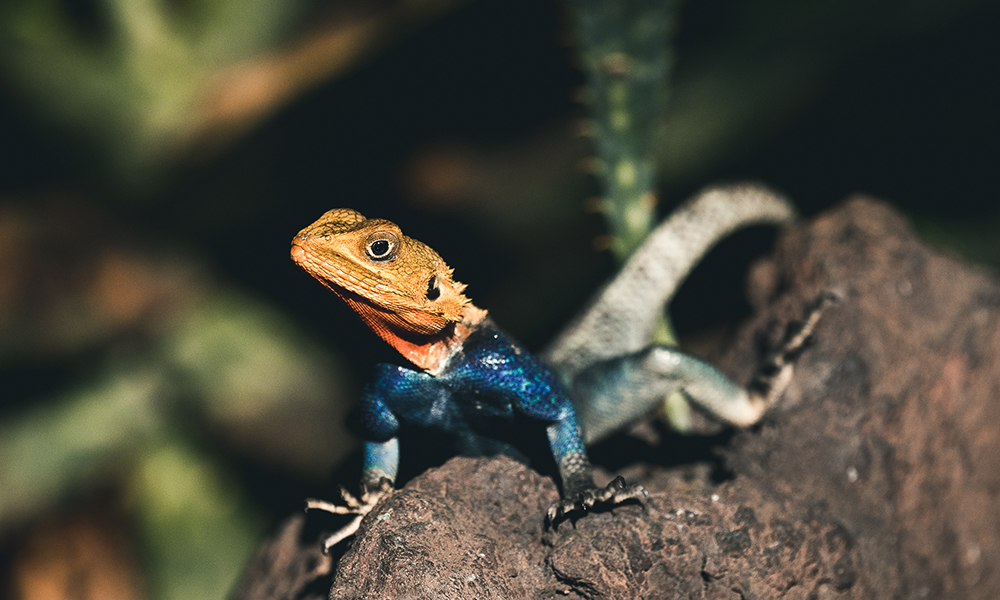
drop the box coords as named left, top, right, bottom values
left=306, top=482, right=395, bottom=552
left=547, top=497, right=582, bottom=524
left=584, top=476, right=647, bottom=509
left=547, top=477, right=647, bottom=525
left=609, top=482, right=649, bottom=505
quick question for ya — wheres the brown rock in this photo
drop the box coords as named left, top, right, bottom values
left=719, top=196, right=1000, bottom=598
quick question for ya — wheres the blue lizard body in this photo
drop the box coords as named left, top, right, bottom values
left=353, top=316, right=592, bottom=497
left=292, top=185, right=831, bottom=547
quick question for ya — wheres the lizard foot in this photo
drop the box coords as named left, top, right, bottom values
left=774, top=291, right=839, bottom=360
left=305, top=478, right=393, bottom=553
left=746, top=291, right=839, bottom=412
left=546, top=476, right=648, bottom=524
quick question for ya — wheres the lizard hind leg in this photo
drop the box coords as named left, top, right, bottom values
left=741, top=291, right=839, bottom=422
left=682, top=291, right=838, bottom=427
left=572, top=292, right=837, bottom=439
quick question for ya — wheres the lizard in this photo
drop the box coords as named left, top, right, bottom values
left=290, top=183, right=835, bottom=552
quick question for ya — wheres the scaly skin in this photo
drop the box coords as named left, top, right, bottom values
left=292, top=185, right=834, bottom=551
left=289, top=209, right=482, bottom=373
left=292, top=209, right=647, bottom=551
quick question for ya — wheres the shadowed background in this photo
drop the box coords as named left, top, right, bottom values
left=0, top=0, right=997, bottom=598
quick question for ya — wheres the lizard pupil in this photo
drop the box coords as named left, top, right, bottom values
left=364, top=231, right=399, bottom=261
left=426, top=276, right=441, bottom=301
left=368, top=239, right=391, bottom=258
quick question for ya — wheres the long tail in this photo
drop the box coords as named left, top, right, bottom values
left=542, top=182, right=796, bottom=382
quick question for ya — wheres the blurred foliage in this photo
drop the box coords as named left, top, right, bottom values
left=0, top=198, right=353, bottom=599
left=0, top=0, right=997, bottom=599
left=567, top=0, right=677, bottom=261
left=0, top=0, right=469, bottom=188
left=0, top=0, right=305, bottom=186
left=564, top=0, right=688, bottom=423
left=11, top=511, right=145, bottom=600
left=131, top=438, right=265, bottom=600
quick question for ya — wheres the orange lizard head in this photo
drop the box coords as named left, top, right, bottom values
left=291, top=208, right=479, bottom=369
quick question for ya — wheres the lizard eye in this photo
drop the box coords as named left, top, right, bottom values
left=365, top=231, right=398, bottom=261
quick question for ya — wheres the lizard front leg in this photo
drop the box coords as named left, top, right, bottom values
left=306, top=367, right=408, bottom=552
left=306, top=438, right=398, bottom=553
left=544, top=412, right=647, bottom=523
left=458, top=339, right=649, bottom=523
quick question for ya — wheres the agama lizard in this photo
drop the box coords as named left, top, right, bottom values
left=291, top=183, right=834, bottom=551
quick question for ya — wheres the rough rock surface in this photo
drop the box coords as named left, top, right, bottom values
left=233, top=197, right=1000, bottom=599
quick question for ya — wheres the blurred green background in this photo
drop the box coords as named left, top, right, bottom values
left=0, top=0, right=997, bottom=599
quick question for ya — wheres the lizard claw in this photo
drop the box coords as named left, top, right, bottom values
left=305, top=478, right=393, bottom=553
left=546, top=476, right=648, bottom=524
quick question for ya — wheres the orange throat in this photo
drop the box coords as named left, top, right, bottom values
left=333, top=289, right=486, bottom=373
